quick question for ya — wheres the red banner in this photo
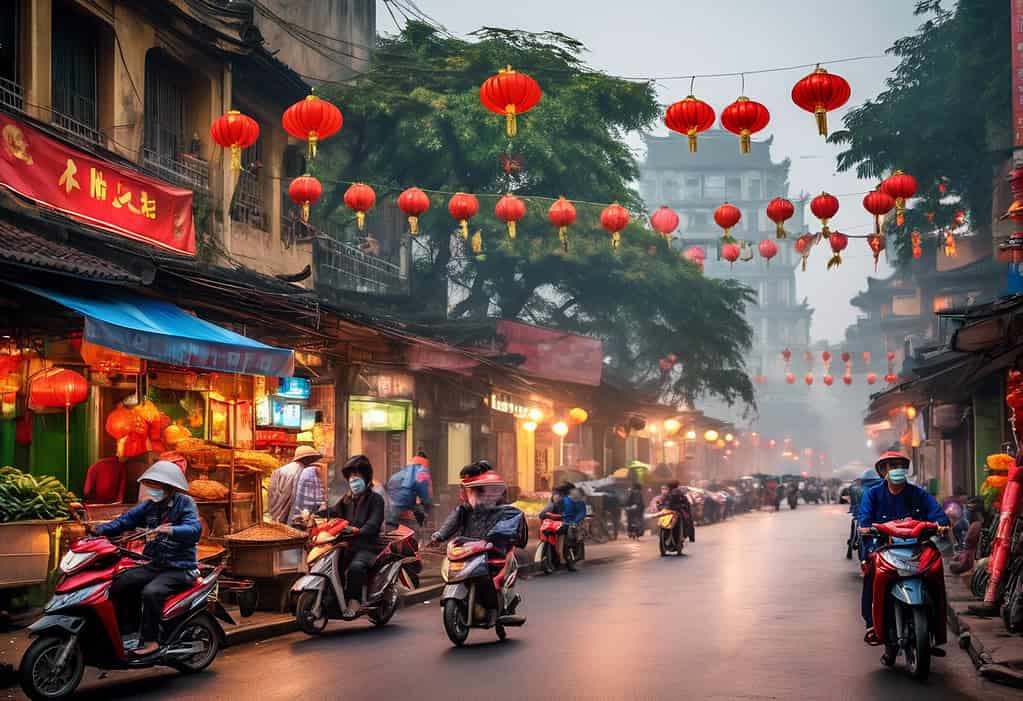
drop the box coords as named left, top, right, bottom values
left=497, top=320, right=603, bottom=386
left=0, top=114, right=195, bottom=255
left=1014, top=0, right=1023, bottom=146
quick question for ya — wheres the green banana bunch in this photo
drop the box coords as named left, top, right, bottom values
left=0, top=466, right=77, bottom=522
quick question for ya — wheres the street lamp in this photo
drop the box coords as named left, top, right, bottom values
left=704, top=429, right=719, bottom=443
left=724, top=432, right=734, bottom=442
left=685, top=429, right=697, bottom=440
left=664, top=418, right=681, bottom=435
left=552, top=421, right=569, bottom=437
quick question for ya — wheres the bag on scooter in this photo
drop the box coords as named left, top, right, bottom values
left=488, top=507, right=528, bottom=548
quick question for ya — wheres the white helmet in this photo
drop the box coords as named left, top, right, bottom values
left=138, top=460, right=189, bottom=493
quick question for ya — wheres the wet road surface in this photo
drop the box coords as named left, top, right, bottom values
left=13, top=504, right=1020, bottom=700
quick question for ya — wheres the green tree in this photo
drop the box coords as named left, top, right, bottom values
left=316, top=23, right=753, bottom=407
left=828, top=0, right=1010, bottom=266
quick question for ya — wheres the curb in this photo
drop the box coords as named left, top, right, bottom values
left=946, top=598, right=1023, bottom=689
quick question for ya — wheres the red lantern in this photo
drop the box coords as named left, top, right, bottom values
left=664, top=95, right=716, bottom=152
left=29, top=368, right=87, bottom=409
left=683, top=246, right=705, bottom=271
left=548, top=197, right=577, bottom=251
left=805, top=372, right=814, bottom=386
left=881, top=170, right=917, bottom=226
left=782, top=348, right=792, bottom=362
left=343, top=183, right=376, bottom=231
left=826, top=231, right=848, bottom=269
left=887, top=351, right=896, bottom=362
left=823, top=374, right=834, bottom=386
left=866, top=372, right=878, bottom=385
left=841, top=352, right=851, bottom=363
left=867, top=234, right=885, bottom=270
left=659, top=359, right=672, bottom=372
left=794, top=233, right=816, bottom=271
left=721, top=242, right=740, bottom=266
left=885, top=373, right=898, bottom=384
left=822, top=351, right=832, bottom=364
left=287, top=174, right=322, bottom=223
left=398, top=187, right=430, bottom=236
left=282, top=94, right=343, bottom=160
left=785, top=372, right=796, bottom=385
left=714, top=203, right=742, bottom=240
left=480, top=66, right=542, bottom=138
left=601, top=203, right=630, bottom=250
left=495, top=194, right=526, bottom=240
left=843, top=375, right=853, bottom=386
left=862, top=351, right=871, bottom=364
left=720, top=96, right=770, bottom=154
left=766, top=198, right=795, bottom=239
left=811, top=192, right=840, bottom=236
left=790, top=67, right=851, bottom=137
left=448, top=192, right=479, bottom=239
left=863, top=189, right=895, bottom=235
left=210, top=110, right=259, bottom=172
left=650, top=206, right=679, bottom=239
left=758, top=239, right=778, bottom=264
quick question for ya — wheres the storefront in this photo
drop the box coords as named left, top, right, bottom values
left=348, top=369, right=416, bottom=480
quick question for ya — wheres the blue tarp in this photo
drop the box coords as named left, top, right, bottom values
left=20, top=284, right=294, bottom=377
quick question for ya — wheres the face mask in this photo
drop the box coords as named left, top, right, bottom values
left=887, top=468, right=908, bottom=485
left=146, top=487, right=165, bottom=502
left=348, top=477, right=366, bottom=495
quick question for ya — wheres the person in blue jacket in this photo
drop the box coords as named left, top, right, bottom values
left=91, top=461, right=201, bottom=657
left=858, top=450, right=948, bottom=645
left=560, top=485, right=587, bottom=571
left=384, top=452, right=433, bottom=529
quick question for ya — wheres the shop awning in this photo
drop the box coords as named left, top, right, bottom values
left=18, top=284, right=294, bottom=376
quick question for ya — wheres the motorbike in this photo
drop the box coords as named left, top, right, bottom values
left=862, top=519, right=949, bottom=681
left=440, top=537, right=525, bottom=645
left=846, top=515, right=861, bottom=560
left=535, top=513, right=583, bottom=574
left=625, top=504, right=644, bottom=539
left=20, top=528, right=238, bottom=701
left=291, top=517, right=421, bottom=635
left=654, top=509, right=684, bottom=556
left=787, top=490, right=799, bottom=510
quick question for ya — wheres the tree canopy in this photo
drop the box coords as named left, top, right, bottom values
left=828, top=0, right=1010, bottom=266
left=316, top=22, right=754, bottom=407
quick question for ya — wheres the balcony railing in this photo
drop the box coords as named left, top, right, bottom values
left=0, top=77, right=24, bottom=112
left=51, top=93, right=103, bottom=147
left=230, top=169, right=267, bottom=230
left=141, top=148, right=209, bottom=195
left=313, top=232, right=408, bottom=297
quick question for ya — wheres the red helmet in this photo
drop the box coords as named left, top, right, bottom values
left=875, top=450, right=909, bottom=475
left=461, top=471, right=506, bottom=488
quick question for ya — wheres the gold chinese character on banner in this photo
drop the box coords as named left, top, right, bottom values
left=139, top=191, right=156, bottom=219
left=89, top=168, right=107, bottom=200
left=58, top=158, right=80, bottom=194
left=112, top=183, right=140, bottom=214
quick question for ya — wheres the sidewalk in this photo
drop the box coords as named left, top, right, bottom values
left=946, top=568, right=1023, bottom=688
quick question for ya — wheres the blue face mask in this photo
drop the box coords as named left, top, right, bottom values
left=349, top=477, right=366, bottom=495
left=887, top=468, right=908, bottom=485
left=146, top=487, right=165, bottom=501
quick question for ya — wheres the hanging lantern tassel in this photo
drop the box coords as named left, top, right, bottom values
left=307, top=131, right=318, bottom=160
left=944, top=230, right=957, bottom=257
left=408, top=216, right=420, bottom=236
left=612, top=232, right=621, bottom=250
left=896, top=202, right=906, bottom=227
left=507, top=221, right=517, bottom=239
left=229, top=145, right=242, bottom=173
left=505, top=105, right=517, bottom=138
left=471, top=230, right=483, bottom=254
left=356, top=211, right=366, bottom=231
left=460, top=220, right=469, bottom=239
left=559, top=227, right=569, bottom=251
left=302, top=202, right=311, bottom=222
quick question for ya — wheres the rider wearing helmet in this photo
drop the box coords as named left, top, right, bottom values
left=431, top=461, right=521, bottom=548
left=91, top=460, right=202, bottom=657
left=858, top=450, right=947, bottom=645
left=322, top=455, right=385, bottom=619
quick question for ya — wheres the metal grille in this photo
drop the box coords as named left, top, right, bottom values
left=144, top=53, right=184, bottom=163
left=141, top=147, right=209, bottom=193
left=314, top=234, right=407, bottom=296
left=0, top=76, right=23, bottom=112
left=230, top=168, right=267, bottom=230
left=51, top=13, right=101, bottom=146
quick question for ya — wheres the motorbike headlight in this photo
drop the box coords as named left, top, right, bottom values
left=59, top=550, right=97, bottom=574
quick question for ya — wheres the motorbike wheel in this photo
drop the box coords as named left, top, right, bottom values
left=172, top=615, right=220, bottom=674
left=495, top=624, right=507, bottom=641
left=443, top=599, right=470, bottom=646
left=540, top=543, right=556, bottom=575
left=659, top=529, right=669, bottom=557
left=369, top=586, right=400, bottom=627
left=882, top=644, right=898, bottom=667
left=604, top=514, right=618, bottom=541
left=905, top=607, right=931, bottom=681
left=20, top=635, right=84, bottom=701
left=296, top=590, right=329, bottom=635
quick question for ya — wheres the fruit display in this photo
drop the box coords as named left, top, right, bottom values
left=0, top=466, right=76, bottom=522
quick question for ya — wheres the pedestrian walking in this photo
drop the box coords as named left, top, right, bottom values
left=268, top=445, right=323, bottom=524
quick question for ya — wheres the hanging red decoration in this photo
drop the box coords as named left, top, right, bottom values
left=885, top=373, right=897, bottom=384
left=823, top=375, right=834, bottom=386
left=841, top=352, right=851, bottom=363
left=794, top=233, right=816, bottom=271
left=866, top=372, right=878, bottom=385
left=843, top=375, right=853, bottom=386
left=105, top=405, right=145, bottom=440
left=953, top=210, right=967, bottom=227
left=911, top=230, right=923, bottom=259
left=721, top=242, right=740, bottom=267
left=448, top=192, right=479, bottom=240
left=714, top=203, right=742, bottom=240
left=863, top=189, right=895, bottom=235
left=822, top=351, right=832, bottom=364
left=758, top=239, right=778, bottom=264
left=287, top=174, right=322, bottom=223
left=495, top=194, right=526, bottom=240
left=785, top=372, right=796, bottom=385
left=810, top=192, right=840, bottom=236
left=210, top=110, right=259, bottom=173
left=659, top=359, right=672, bottom=372
left=862, top=351, right=871, bottom=364
left=766, top=198, right=795, bottom=239
left=867, top=234, right=885, bottom=271
left=398, top=187, right=430, bottom=236
left=781, top=348, right=792, bottom=362
left=880, top=170, right=917, bottom=226
left=480, top=66, right=542, bottom=138
left=282, top=94, right=343, bottom=160
left=650, top=206, right=680, bottom=239
left=925, top=212, right=936, bottom=224
left=944, top=230, right=957, bottom=257
left=664, top=95, right=716, bottom=152
left=683, top=246, right=706, bottom=271
left=805, top=372, right=814, bottom=386
left=887, top=351, right=896, bottom=362
left=601, top=203, right=631, bottom=250
left=343, top=183, right=376, bottom=231
left=720, top=96, right=770, bottom=154
left=826, top=231, right=848, bottom=269
left=790, top=66, right=851, bottom=137
left=29, top=368, right=87, bottom=409
left=548, top=197, right=577, bottom=251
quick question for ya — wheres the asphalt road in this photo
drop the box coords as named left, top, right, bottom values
left=13, top=504, right=1021, bottom=701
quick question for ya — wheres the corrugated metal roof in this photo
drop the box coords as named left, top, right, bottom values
left=0, top=219, right=139, bottom=282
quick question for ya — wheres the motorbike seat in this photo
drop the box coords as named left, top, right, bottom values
left=161, top=577, right=208, bottom=617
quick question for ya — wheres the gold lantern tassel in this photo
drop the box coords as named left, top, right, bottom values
left=559, top=227, right=569, bottom=252
left=308, top=131, right=318, bottom=160
left=740, top=129, right=751, bottom=154
left=302, top=202, right=310, bottom=222
left=815, top=106, right=828, bottom=137
left=230, top=144, right=242, bottom=173
left=895, top=200, right=905, bottom=226
left=820, top=220, right=831, bottom=238
left=505, top=105, right=517, bottom=138
left=687, top=128, right=698, bottom=153
left=471, top=230, right=482, bottom=254
left=722, top=228, right=732, bottom=241
left=827, top=253, right=842, bottom=270
left=356, top=211, right=366, bottom=231
left=776, top=222, right=787, bottom=239
left=408, top=216, right=419, bottom=236
left=611, top=231, right=621, bottom=250
left=460, top=220, right=469, bottom=239
left=507, top=221, right=516, bottom=240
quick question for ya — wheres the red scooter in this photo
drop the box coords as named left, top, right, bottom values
left=19, top=528, right=237, bottom=701
left=535, top=513, right=582, bottom=574
left=862, top=518, right=949, bottom=681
